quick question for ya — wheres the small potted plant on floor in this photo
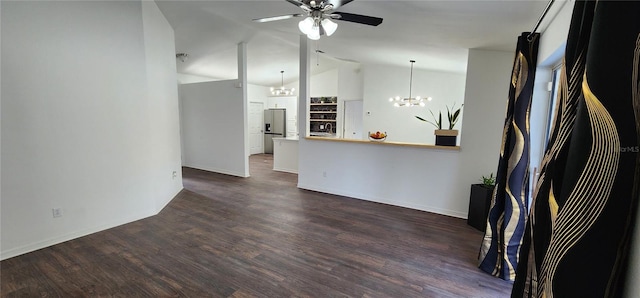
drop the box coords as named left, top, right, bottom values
left=467, top=173, right=495, bottom=232
left=415, top=103, right=463, bottom=146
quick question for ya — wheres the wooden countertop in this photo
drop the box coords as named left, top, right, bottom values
left=304, top=136, right=460, bottom=150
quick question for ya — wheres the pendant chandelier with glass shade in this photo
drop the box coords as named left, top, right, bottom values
left=389, top=60, right=432, bottom=107
left=271, top=71, right=295, bottom=96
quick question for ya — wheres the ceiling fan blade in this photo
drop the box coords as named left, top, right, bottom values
left=333, top=12, right=383, bottom=26
left=252, top=14, right=304, bottom=23
left=285, top=0, right=306, bottom=7
left=325, top=0, right=354, bottom=9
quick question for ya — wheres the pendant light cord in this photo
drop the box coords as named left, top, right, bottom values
left=409, top=60, right=415, bottom=103
left=280, top=70, right=284, bottom=88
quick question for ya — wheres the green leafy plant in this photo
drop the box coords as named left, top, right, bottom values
left=415, top=110, right=442, bottom=129
left=481, top=173, right=496, bottom=187
left=446, top=103, right=463, bottom=130
left=415, top=103, right=464, bottom=130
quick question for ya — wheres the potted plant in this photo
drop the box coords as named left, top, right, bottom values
left=467, top=173, right=495, bottom=232
left=415, top=103, right=463, bottom=146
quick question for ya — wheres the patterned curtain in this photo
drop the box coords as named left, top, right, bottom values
left=478, top=32, right=540, bottom=281
left=512, top=0, right=640, bottom=297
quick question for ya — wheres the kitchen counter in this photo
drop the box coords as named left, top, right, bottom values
left=272, top=137, right=299, bottom=174
left=304, top=136, right=460, bottom=150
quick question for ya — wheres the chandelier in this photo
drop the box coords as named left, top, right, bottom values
left=298, top=9, right=338, bottom=40
left=389, top=60, right=432, bottom=107
left=271, top=71, right=295, bottom=96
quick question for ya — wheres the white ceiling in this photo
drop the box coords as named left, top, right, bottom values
left=156, top=0, right=552, bottom=86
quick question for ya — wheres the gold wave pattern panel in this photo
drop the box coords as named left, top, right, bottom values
left=502, top=121, right=528, bottom=280
left=479, top=54, right=528, bottom=278
left=632, top=35, right=640, bottom=198
left=517, top=49, right=588, bottom=298
left=511, top=1, right=640, bottom=297
left=539, top=77, right=620, bottom=298
left=479, top=33, right=536, bottom=281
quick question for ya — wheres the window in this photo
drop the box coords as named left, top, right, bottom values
left=545, top=63, right=563, bottom=148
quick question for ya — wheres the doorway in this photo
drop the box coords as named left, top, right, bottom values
left=343, top=100, right=363, bottom=140
left=249, top=102, right=264, bottom=155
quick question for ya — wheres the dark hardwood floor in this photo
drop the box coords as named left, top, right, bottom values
left=1, top=154, right=512, bottom=297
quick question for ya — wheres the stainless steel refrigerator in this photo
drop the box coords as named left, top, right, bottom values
left=264, top=108, right=286, bottom=154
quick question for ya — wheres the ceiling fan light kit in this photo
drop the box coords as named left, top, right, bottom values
left=320, top=18, right=338, bottom=36
left=299, top=16, right=323, bottom=40
left=253, top=0, right=382, bottom=40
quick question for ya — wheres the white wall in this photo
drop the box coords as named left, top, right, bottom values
left=1, top=0, right=182, bottom=259
left=338, top=62, right=364, bottom=101
left=286, top=68, right=339, bottom=97
left=142, top=1, right=184, bottom=211
left=311, top=69, right=339, bottom=97
left=297, top=49, right=512, bottom=218
left=336, top=62, right=364, bottom=138
left=177, top=73, right=217, bottom=84
left=362, top=65, right=466, bottom=144
left=247, top=83, right=270, bottom=105
left=179, top=80, right=248, bottom=177
left=458, top=49, right=514, bottom=191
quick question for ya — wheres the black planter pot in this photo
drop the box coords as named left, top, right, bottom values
left=467, top=184, right=495, bottom=232
left=435, top=136, right=457, bottom=146
left=434, top=129, right=458, bottom=146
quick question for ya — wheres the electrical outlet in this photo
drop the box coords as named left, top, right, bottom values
left=323, top=171, right=327, bottom=178
left=52, top=208, right=63, bottom=218
left=172, top=171, right=177, bottom=179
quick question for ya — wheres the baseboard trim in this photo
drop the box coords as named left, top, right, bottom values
left=273, top=167, right=298, bottom=174
left=183, top=164, right=249, bottom=178
left=0, top=211, right=155, bottom=261
left=297, top=183, right=467, bottom=219
left=156, top=187, right=184, bottom=213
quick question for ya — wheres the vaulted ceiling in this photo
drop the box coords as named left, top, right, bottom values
left=156, top=0, right=556, bottom=86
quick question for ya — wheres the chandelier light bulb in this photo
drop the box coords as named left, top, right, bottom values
left=419, top=102, right=426, bottom=107
left=307, top=26, right=321, bottom=40
left=393, top=102, right=400, bottom=107
left=299, top=17, right=313, bottom=34
left=321, top=18, right=338, bottom=36
left=428, top=97, right=433, bottom=101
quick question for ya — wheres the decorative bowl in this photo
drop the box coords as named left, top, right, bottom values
left=368, top=131, right=387, bottom=142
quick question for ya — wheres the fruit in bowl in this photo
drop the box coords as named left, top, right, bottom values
left=369, top=131, right=387, bottom=141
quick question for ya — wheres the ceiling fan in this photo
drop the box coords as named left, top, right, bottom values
left=252, top=0, right=383, bottom=40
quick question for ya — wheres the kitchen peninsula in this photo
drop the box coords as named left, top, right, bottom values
left=272, top=136, right=299, bottom=174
